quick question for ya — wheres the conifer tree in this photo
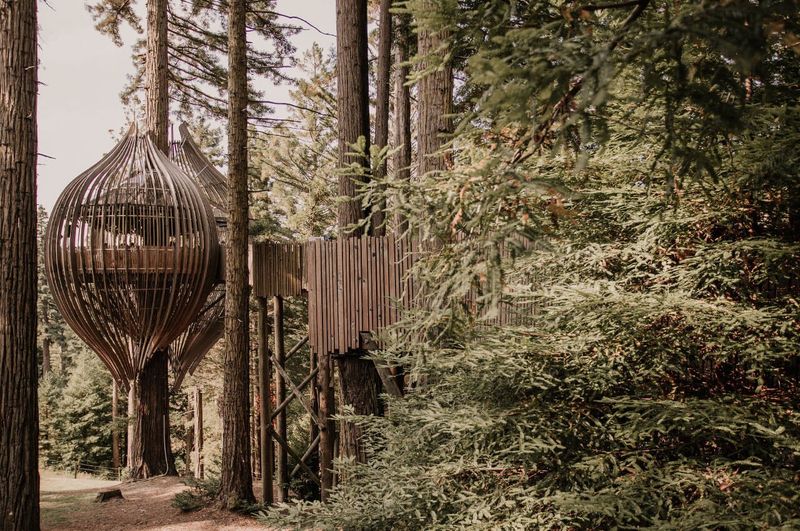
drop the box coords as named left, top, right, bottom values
left=220, top=0, right=255, bottom=508
left=335, top=0, right=385, bottom=464
left=0, top=0, right=40, bottom=528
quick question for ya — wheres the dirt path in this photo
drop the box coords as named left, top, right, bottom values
left=41, top=472, right=266, bottom=530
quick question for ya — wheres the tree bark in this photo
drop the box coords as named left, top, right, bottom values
left=41, top=308, right=52, bottom=377
left=416, top=2, right=453, bottom=178
left=146, top=0, right=169, bottom=153
left=370, top=0, right=392, bottom=236
left=394, top=11, right=412, bottom=234
left=130, top=349, right=176, bottom=478
left=112, top=381, right=121, bottom=470
left=220, top=0, right=255, bottom=507
left=0, top=1, right=40, bottom=528
left=194, top=388, right=204, bottom=479
left=335, top=0, right=384, bottom=464
left=336, top=0, right=371, bottom=236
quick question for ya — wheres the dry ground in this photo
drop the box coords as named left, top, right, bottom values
left=41, top=471, right=268, bottom=530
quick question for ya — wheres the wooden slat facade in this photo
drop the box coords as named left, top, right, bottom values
left=251, top=235, right=535, bottom=357
left=250, top=241, right=305, bottom=298
left=303, top=235, right=417, bottom=357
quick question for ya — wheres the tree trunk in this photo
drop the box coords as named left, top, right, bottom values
left=336, top=357, right=384, bottom=463
left=130, top=349, right=176, bottom=478
left=194, top=388, right=204, bottom=479
left=41, top=312, right=52, bottom=377
left=146, top=0, right=169, bottom=153
left=394, top=11, right=412, bottom=234
left=417, top=1, right=453, bottom=178
left=335, top=0, right=384, bottom=464
left=0, top=1, right=40, bottom=528
left=370, top=0, right=392, bottom=237
left=112, top=381, right=121, bottom=470
left=336, top=0, right=371, bottom=236
left=220, top=0, right=255, bottom=507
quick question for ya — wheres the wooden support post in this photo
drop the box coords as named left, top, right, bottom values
left=310, top=348, right=319, bottom=454
left=319, top=348, right=335, bottom=501
left=252, top=353, right=261, bottom=480
left=273, top=295, right=288, bottom=502
left=112, top=381, right=120, bottom=470
left=194, top=387, right=203, bottom=479
left=258, top=297, right=273, bottom=505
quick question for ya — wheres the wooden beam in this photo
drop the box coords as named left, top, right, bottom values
left=271, top=367, right=319, bottom=421
left=271, top=428, right=320, bottom=487
left=273, top=296, right=288, bottom=502
left=272, top=354, right=324, bottom=427
left=290, top=433, right=321, bottom=478
left=319, top=349, right=335, bottom=500
left=257, top=297, right=273, bottom=505
left=194, top=387, right=204, bottom=479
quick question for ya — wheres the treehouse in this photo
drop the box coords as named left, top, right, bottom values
left=44, top=125, right=220, bottom=386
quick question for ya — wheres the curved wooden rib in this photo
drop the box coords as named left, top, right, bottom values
left=44, top=125, right=219, bottom=385
left=168, top=124, right=228, bottom=388
left=170, top=123, right=227, bottom=224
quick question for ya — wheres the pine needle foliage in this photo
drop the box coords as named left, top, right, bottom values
left=263, top=0, right=800, bottom=529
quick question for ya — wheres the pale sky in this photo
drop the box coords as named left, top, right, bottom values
left=37, top=0, right=336, bottom=212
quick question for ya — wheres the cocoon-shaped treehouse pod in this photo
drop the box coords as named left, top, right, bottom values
left=168, top=123, right=228, bottom=389
left=44, top=125, right=220, bottom=386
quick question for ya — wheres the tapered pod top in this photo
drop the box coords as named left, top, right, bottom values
left=44, top=124, right=220, bottom=385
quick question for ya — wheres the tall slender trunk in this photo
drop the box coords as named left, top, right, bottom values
left=0, top=1, right=40, bottom=528
left=394, top=11, right=412, bottom=234
left=41, top=307, right=52, bottom=376
left=146, top=0, right=169, bottom=153
left=220, top=0, right=255, bottom=507
left=130, top=349, right=176, bottom=477
left=335, top=0, right=384, bottom=464
left=370, top=0, right=393, bottom=236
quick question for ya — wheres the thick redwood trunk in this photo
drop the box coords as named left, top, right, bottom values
left=220, top=0, right=255, bottom=507
left=335, top=0, right=384, bottom=464
left=370, top=0, right=392, bottom=236
left=336, top=0, right=371, bottom=236
left=130, top=349, right=176, bottom=478
left=0, top=1, right=40, bottom=527
left=336, top=356, right=384, bottom=463
left=126, top=0, right=175, bottom=481
left=417, top=2, right=453, bottom=178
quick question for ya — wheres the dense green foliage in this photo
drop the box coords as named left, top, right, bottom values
left=263, top=0, right=800, bottom=528
left=39, top=350, right=118, bottom=474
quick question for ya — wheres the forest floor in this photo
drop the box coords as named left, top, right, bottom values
left=40, top=471, right=267, bottom=530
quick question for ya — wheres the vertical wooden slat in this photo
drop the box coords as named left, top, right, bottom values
left=257, top=297, right=272, bottom=504
left=274, top=296, right=288, bottom=502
